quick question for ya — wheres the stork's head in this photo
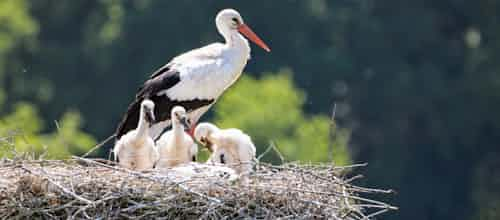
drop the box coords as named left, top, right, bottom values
left=171, top=106, right=191, bottom=130
left=209, top=131, right=256, bottom=174
left=194, top=122, right=219, bottom=152
left=205, top=130, right=255, bottom=174
left=141, top=99, right=155, bottom=124
left=215, top=8, right=270, bottom=52
left=212, top=130, right=255, bottom=165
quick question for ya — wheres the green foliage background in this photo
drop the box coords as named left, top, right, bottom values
left=0, top=1, right=499, bottom=219
left=214, top=70, right=350, bottom=165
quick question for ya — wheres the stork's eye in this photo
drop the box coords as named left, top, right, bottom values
left=220, top=154, right=226, bottom=164
left=231, top=17, right=239, bottom=24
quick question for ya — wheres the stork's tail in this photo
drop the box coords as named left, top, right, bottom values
left=115, top=98, right=142, bottom=139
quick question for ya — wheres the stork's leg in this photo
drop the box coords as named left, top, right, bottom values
left=186, top=104, right=212, bottom=138
left=187, top=124, right=196, bottom=138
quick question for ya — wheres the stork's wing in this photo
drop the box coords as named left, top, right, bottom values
left=137, top=65, right=181, bottom=98
left=115, top=65, right=181, bottom=139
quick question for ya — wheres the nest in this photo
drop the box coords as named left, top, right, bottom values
left=0, top=156, right=397, bottom=219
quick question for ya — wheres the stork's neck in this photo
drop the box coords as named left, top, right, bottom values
left=172, top=121, right=185, bottom=138
left=223, top=32, right=251, bottom=58
left=135, top=112, right=149, bottom=139
left=165, top=121, right=189, bottom=158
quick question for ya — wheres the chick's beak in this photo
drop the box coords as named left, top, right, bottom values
left=179, top=116, right=191, bottom=130
left=145, top=109, right=155, bottom=123
left=201, top=137, right=214, bottom=152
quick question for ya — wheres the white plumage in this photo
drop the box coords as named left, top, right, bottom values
left=194, top=122, right=256, bottom=174
left=114, top=100, right=159, bottom=170
left=156, top=106, right=198, bottom=168
left=161, top=42, right=250, bottom=101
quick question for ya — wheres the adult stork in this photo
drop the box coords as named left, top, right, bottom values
left=115, top=8, right=270, bottom=140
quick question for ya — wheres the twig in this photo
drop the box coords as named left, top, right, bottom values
left=345, top=174, right=364, bottom=183
left=256, top=141, right=285, bottom=164
left=328, top=102, right=337, bottom=163
left=332, top=163, right=368, bottom=170
left=257, top=144, right=274, bottom=161
left=269, top=141, right=285, bottom=163
left=81, top=134, right=116, bottom=158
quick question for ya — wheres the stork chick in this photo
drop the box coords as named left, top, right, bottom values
left=114, top=99, right=159, bottom=170
left=194, top=123, right=256, bottom=174
left=156, top=106, right=198, bottom=168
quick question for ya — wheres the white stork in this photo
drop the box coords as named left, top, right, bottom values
left=156, top=106, right=198, bottom=168
left=113, top=99, right=159, bottom=170
left=115, top=8, right=270, bottom=140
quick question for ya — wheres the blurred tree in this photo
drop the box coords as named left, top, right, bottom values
left=472, top=154, right=500, bottom=220
left=213, top=69, right=350, bottom=165
left=0, top=0, right=38, bottom=111
left=0, top=101, right=96, bottom=159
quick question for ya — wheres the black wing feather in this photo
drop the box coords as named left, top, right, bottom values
left=115, top=65, right=215, bottom=139
left=116, top=66, right=180, bottom=139
left=136, top=65, right=181, bottom=98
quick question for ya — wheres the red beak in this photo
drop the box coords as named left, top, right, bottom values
left=238, top=24, right=271, bottom=52
left=187, top=126, right=195, bottom=139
